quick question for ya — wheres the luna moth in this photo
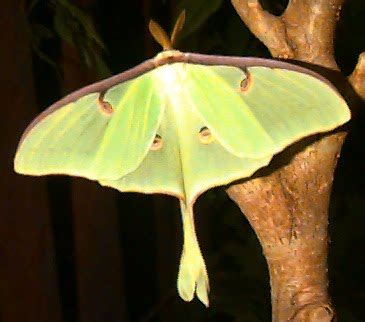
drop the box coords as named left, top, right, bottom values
left=14, top=11, right=350, bottom=307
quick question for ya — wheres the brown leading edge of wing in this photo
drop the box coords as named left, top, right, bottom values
left=183, top=52, right=339, bottom=91
left=18, top=57, right=157, bottom=145
left=19, top=50, right=340, bottom=145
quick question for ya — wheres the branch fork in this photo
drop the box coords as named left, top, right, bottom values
left=229, top=0, right=364, bottom=320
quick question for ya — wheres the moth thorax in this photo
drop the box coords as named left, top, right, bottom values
left=151, top=134, right=163, bottom=150
left=198, top=127, right=214, bottom=144
left=155, top=64, right=186, bottom=99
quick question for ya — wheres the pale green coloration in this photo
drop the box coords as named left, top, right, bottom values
left=14, top=61, right=351, bottom=307
left=178, top=202, right=209, bottom=305
left=15, top=73, right=164, bottom=180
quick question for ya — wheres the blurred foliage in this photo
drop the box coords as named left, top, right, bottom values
left=172, top=0, right=223, bottom=41
left=25, top=0, right=110, bottom=78
left=171, top=0, right=270, bottom=57
left=27, top=0, right=364, bottom=321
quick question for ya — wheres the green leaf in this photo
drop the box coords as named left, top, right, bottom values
left=92, top=51, right=112, bottom=78
left=56, top=0, right=106, bottom=49
left=50, top=0, right=110, bottom=77
left=53, top=3, right=74, bottom=45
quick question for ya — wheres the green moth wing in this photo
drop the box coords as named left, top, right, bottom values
left=14, top=51, right=351, bottom=307
left=185, top=64, right=349, bottom=158
left=15, top=70, right=164, bottom=180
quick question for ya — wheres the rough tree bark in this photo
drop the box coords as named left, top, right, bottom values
left=227, top=1, right=364, bottom=321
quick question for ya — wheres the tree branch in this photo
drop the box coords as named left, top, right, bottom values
left=231, top=0, right=293, bottom=58
left=227, top=133, right=345, bottom=322
left=349, top=52, right=365, bottom=100
left=229, top=0, right=352, bottom=321
left=232, top=0, right=345, bottom=68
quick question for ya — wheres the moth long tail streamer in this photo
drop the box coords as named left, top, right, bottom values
left=177, top=201, right=210, bottom=307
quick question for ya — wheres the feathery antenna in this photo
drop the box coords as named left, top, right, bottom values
left=148, top=10, right=186, bottom=50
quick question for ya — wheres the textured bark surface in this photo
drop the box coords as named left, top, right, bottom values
left=228, top=0, right=364, bottom=321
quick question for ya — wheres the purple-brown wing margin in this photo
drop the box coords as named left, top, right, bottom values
left=19, top=51, right=339, bottom=145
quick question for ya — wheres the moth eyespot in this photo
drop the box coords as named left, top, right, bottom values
left=198, top=127, right=214, bottom=144
left=240, top=69, right=252, bottom=93
left=150, top=134, right=163, bottom=150
left=97, top=93, right=114, bottom=115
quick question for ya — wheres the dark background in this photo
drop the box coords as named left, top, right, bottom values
left=1, top=1, right=364, bottom=321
